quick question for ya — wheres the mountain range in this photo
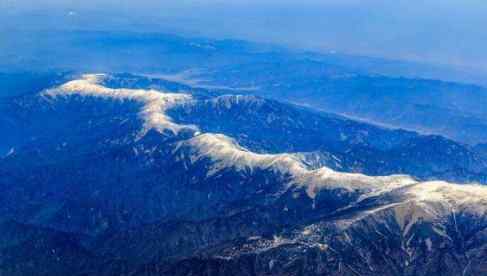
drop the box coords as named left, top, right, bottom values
left=1, top=73, right=487, bottom=275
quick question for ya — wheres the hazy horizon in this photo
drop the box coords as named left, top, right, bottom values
left=2, top=0, right=487, bottom=75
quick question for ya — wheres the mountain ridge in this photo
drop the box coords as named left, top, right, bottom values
left=1, top=73, right=487, bottom=275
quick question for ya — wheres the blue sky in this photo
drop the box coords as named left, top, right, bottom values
left=2, top=0, right=487, bottom=73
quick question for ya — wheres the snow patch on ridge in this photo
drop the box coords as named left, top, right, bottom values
left=329, top=181, right=487, bottom=236
left=179, top=133, right=306, bottom=177
left=297, top=168, right=416, bottom=199
left=43, top=74, right=199, bottom=138
left=391, top=182, right=487, bottom=233
left=406, top=181, right=487, bottom=215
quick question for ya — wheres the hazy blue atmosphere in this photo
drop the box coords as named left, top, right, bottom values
left=3, top=2, right=487, bottom=275
left=2, top=0, right=487, bottom=74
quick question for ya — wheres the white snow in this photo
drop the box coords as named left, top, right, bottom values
left=43, top=74, right=487, bottom=216
left=178, top=133, right=305, bottom=177
left=179, top=132, right=417, bottom=200
left=331, top=181, right=487, bottom=237
left=3, top=148, right=15, bottom=158
left=405, top=181, right=487, bottom=215
left=296, top=168, right=416, bottom=199
left=43, top=74, right=198, bottom=138
left=425, top=238, right=433, bottom=251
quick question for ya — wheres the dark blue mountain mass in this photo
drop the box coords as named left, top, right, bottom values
left=0, top=69, right=487, bottom=276
left=2, top=18, right=487, bottom=275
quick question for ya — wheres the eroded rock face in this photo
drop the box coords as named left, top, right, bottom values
left=1, top=74, right=487, bottom=276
